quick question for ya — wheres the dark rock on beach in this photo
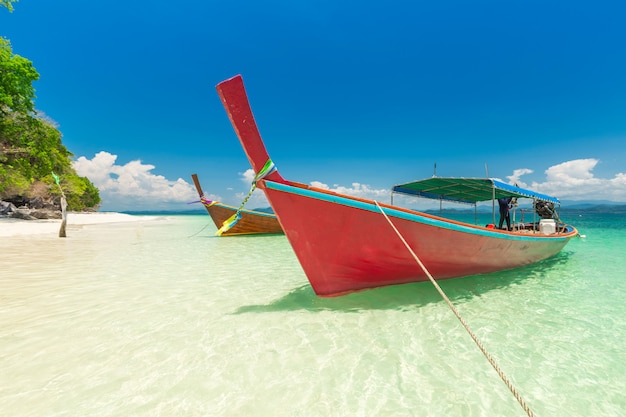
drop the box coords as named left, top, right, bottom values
left=0, top=200, right=16, bottom=215
left=0, top=197, right=62, bottom=220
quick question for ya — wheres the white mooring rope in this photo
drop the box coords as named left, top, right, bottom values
left=374, top=201, right=537, bottom=417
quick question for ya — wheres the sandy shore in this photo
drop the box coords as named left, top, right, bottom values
left=0, top=212, right=153, bottom=237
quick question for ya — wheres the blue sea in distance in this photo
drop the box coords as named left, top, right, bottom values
left=1, top=211, right=625, bottom=416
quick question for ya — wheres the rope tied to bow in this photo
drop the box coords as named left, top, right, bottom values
left=216, top=159, right=276, bottom=236
left=374, top=201, right=537, bottom=417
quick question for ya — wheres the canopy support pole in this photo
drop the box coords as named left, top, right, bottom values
left=492, top=186, right=496, bottom=225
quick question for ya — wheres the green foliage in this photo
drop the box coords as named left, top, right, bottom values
left=0, top=164, right=29, bottom=195
left=61, top=175, right=101, bottom=210
left=0, top=114, right=101, bottom=210
left=1, top=114, right=70, bottom=176
left=1, top=0, right=18, bottom=12
left=0, top=37, right=38, bottom=116
left=0, top=33, right=101, bottom=211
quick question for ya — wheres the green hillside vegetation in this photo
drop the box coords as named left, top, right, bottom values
left=0, top=25, right=100, bottom=210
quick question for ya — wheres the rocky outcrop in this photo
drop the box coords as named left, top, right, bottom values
left=0, top=197, right=62, bottom=220
left=0, top=200, right=16, bottom=215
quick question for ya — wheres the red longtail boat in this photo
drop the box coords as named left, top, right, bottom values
left=191, top=173, right=283, bottom=236
left=216, top=75, right=579, bottom=296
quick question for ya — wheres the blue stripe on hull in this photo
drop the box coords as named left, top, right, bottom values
left=265, top=181, right=571, bottom=242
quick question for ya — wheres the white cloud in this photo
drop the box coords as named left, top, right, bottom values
left=233, top=158, right=626, bottom=214
left=236, top=170, right=393, bottom=209
left=511, top=159, right=626, bottom=202
left=235, top=169, right=270, bottom=208
left=299, top=158, right=626, bottom=206
left=310, top=181, right=390, bottom=200
left=308, top=180, right=441, bottom=209
left=506, top=168, right=533, bottom=188
left=241, top=169, right=256, bottom=184
left=308, top=180, right=450, bottom=210
left=304, top=159, right=625, bottom=204
left=74, top=151, right=626, bottom=214
left=73, top=151, right=201, bottom=211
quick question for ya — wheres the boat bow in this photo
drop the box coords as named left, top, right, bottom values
left=215, top=74, right=578, bottom=297
left=216, top=75, right=284, bottom=184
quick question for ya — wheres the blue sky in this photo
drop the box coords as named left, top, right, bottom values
left=2, top=1, right=625, bottom=211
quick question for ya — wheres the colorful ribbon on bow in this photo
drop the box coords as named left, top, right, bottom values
left=200, top=195, right=218, bottom=207
left=215, top=159, right=276, bottom=236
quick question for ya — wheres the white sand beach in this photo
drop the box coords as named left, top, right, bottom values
left=0, top=212, right=152, bottom=237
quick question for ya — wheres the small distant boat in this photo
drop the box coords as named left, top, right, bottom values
left=215, top=75, right=579, bottom=296
left=191, top=173, right=283, bottom=236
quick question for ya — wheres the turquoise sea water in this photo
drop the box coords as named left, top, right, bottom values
left=1, top=212, right=625, bottom=417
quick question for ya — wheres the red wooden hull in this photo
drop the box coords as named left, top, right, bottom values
left=216, top=75, right=578, bottom=296
left=260, top=180, right=575, bottom=295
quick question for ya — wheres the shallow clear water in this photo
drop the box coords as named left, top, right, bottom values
left=1, top=213, right=625, bottom=416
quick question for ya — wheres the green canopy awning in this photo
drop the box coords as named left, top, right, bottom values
left=391, top=177, right=560, bottom=204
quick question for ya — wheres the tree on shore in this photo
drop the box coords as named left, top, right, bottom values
left=1, top=1, right=18, bottom=13
left=0, top=38, right=38, bottom=116
left=0, top=13, right=101, bottom=211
